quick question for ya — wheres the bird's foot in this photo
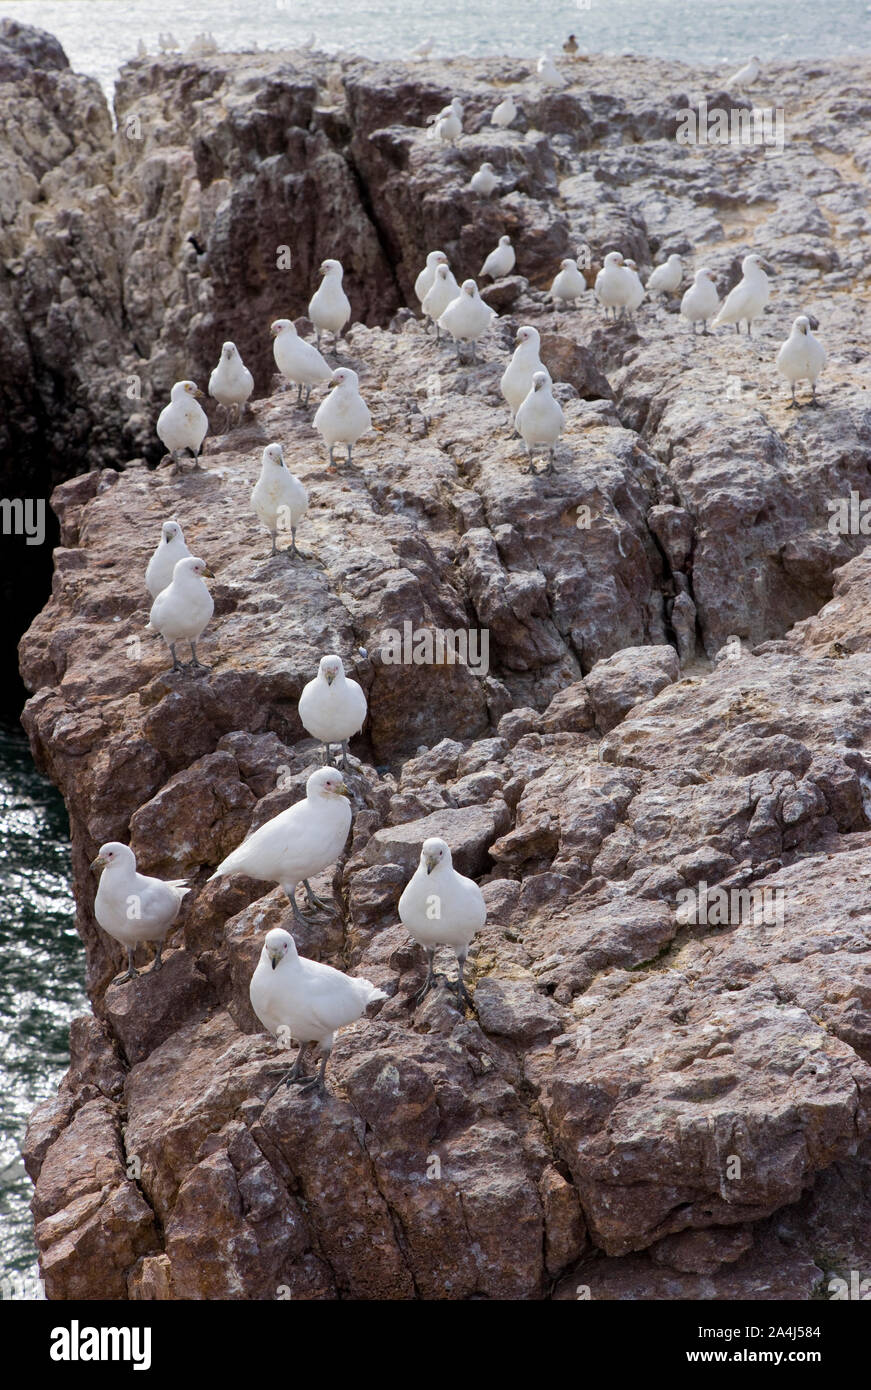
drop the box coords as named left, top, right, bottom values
left=112, top=967, right=139, bottom=985
left=302, top=883, right=333, bottom=913
left=455, top=981, right=475, bottom=1009
left=785, top=399, right=799, bottom=409
left=150, top=954, right=163, bottom=974
left=413, top=973, right=440, bottom=1007
left=266, top=1069, right=311, bottom=1099
left=809, top=398, right=823, bottom=409
left=187, top=660, right=212, bottom=675
left=297, top=1076, right=327, bottom=1097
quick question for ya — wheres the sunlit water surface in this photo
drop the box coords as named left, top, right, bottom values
left=0, top=726, right=83, bottom=1297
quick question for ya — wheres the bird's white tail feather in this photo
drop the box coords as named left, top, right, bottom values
left=208, top=845, right=247, bottom=880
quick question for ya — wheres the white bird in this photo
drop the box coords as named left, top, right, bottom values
left=622, top=258, right=646, bottom=312
left=298, top=654, right=367, bottom=768
left=208, top=341, right=253, bottom=431
left=91, top=841, right=189, bottom=983
left=594, top=251, right=635, bottom=319
left=501, top=325, right=552, bottom=424
left=414, top=250, right=448, bottom=306
left=313, top=367, right=372, bottom=467
left=646, top=253, right=683, bottom=296
left=480, top=234, right=515, bottom=280
left=438, top=279, right=497, bottom=362
left=491, top=94, right=517, bottom=128
left=470, top=162, right=498, bottom=197
left=251, top=444, right=309, bottom=558
left=680, top=267, right=720, bottom=334
left=431, top=95, right=464, bottom=123
left=187, top=32, right=218, bottom=57
left=515, top=371, right=564, bottom=473
left=711, top=253, right=770, bottom=335
left=433, top=111, right=462, bottom=143
left=210, top=766, right=352, bottom=926
left=145, top=519, right=192, bottom=599
left=271, top=318, right=332, bottom=405
left=776, top=315, right=826, bottom=408
left=148, top=555, right=214, bottom=673
left=308, top=259, right=351, bottom=351
left=430, top=97, right=463, bottom=143
left=537, top=53, right=566, bottom=89
left=398, top=838, right=486, bottom=1005
left=550, top=257, right=587, bottom=307
left=422, top=263, right=461, bottom=340
left=250, top=927, right=385, bottom=1096
left=726, top=56, right=760, bottom=89
left=156, top=381, right=208, bottom=471
left=411, top=35, right=434, bottom=61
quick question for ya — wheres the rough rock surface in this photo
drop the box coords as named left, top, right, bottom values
left=12, top=25, right=871, bottom=1298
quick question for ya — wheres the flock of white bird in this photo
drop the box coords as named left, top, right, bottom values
left=420, top=76, right=826, bottom=406
left=95, top=50, right=828, bottom=1098
left=99, top=552, right=485, bottom=1093
left=93, top=757, right=484, bottom=1092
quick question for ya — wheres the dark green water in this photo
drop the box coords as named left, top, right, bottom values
left=0, top=725, right=84, bottom=1297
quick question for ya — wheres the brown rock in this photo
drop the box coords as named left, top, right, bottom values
left=540, top=1165, right=587, bottom=1278
left=364, top=802, right=510, bottom=877
left=650, top=1226, right=754, bottom=1274
left=584, top=645, right=680, bottom=732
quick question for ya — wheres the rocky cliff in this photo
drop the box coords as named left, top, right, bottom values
left=11, top=21, right=871, bottom=1298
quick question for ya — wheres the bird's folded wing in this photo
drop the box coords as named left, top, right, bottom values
left=137, top=878, right=182, bottom=918
left=300, top=961, right=372, bottom=1031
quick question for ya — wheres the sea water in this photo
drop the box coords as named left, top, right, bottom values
left=0, top=725, right=84, bottom=1295
left=1, top=0, right=869, bottom=97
